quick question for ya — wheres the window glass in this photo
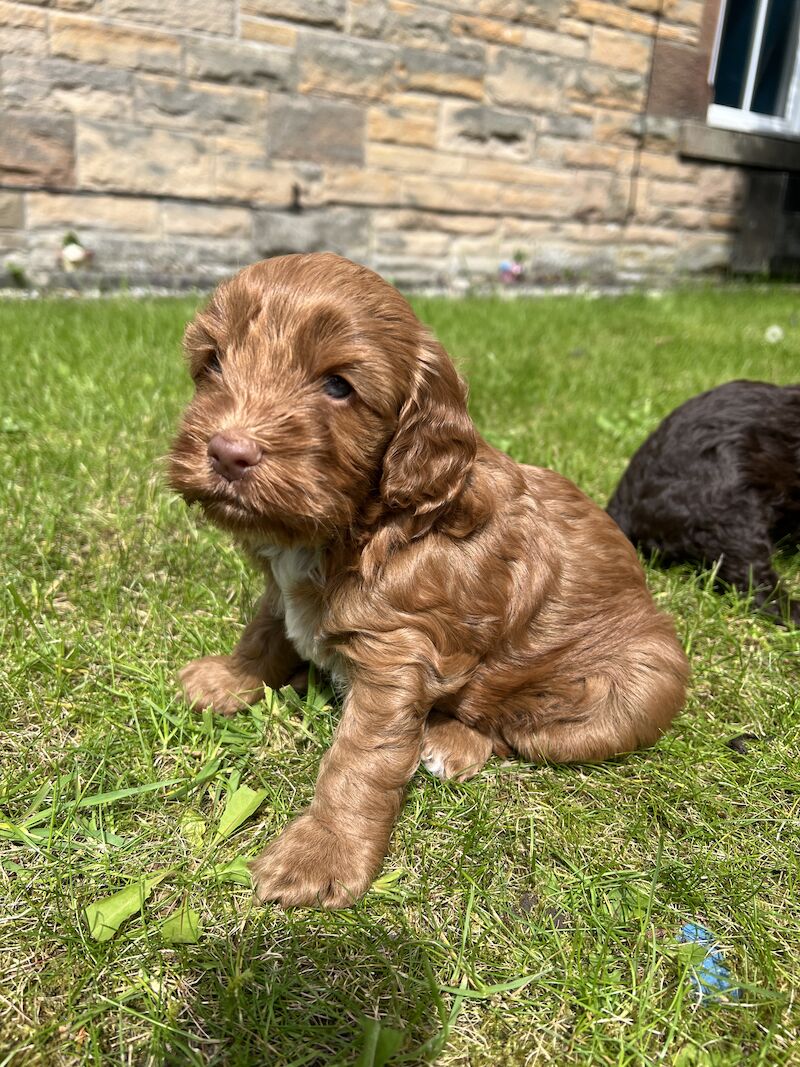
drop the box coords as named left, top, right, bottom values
left=714, top=0, right=758, bottom=107
left=752, top=0, right=800, bottom=115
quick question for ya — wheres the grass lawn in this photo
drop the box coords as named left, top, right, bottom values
left=1, top=286, right=799, bottom=1066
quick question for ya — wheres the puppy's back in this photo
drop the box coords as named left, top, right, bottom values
left=607, top=380, right=800, bottom=556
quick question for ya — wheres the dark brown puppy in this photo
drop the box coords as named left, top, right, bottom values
left=608, top=380, right=800, bottom=625
left=169, top=253, right=688, bottom=909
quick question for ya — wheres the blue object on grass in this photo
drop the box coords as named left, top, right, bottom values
left=676, top=922, right=741, bottom=1002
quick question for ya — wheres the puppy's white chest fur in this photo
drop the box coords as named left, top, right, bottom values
left=258, top=545, right=341, bottom=682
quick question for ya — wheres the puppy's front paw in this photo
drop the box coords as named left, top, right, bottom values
left=249, top=813, right=378, bottom=909
left=179, top=654, right=263, bottom=715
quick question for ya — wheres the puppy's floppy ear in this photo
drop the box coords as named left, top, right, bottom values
left=380, top=335, right=477, bottom=523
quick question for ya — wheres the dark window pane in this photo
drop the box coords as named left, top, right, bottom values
left=752, top=0, right=800, bottom=115
left=715, top=0, right=758, bottom=107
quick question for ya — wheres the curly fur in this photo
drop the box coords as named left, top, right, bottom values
left=169, top=253, right=688, bottom=909
left=607, top=380, right=800, bottom=625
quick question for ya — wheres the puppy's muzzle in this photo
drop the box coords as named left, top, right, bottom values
left=207, top=432, right=263, bottom=482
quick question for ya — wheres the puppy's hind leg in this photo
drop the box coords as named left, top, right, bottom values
left=421, top=711, right=494, bottom=782
left=505, top=656, right=687, bottom=765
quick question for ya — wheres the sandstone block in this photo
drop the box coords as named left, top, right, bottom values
left=214, top=138, right=296, bottom=204
left=1, top=236, right=26, bottom=262
left=647, top=178, right=701, bottom=207
left=0, top=191, right=24, bottom=228
left=254, top=206, right=369, bottom=257
left=562, top=141, right=635, bottom=171
left=299, top=35, right=395, bottom=99
left=161, top=201, right=252, bottom=237
left=367, top=142, right=464, bottom=176
left=55, top=0, right=103, bottom=11
left=569, top=64, right=646, bottom=111
left=73, top=233, right=254, bottom=277
left=708, top=212, right=738, bottom=232
left=593, top=108, right=642, bottom=143
left=77, top=121, right=214, bottom=198
left=27, top=191, right=160, bottom=230
left=664, top=0, right=703, bottom=27
left=670, top=206, right=707, bottom=229
left=242, top=0, right=345, bottom=28
left=571, top=0, right=656, bottom=35
left=0, top=26, right=47, bottom=56
left=375, top=228, right=451, bottom=257
left=106, top=0, right=235, bottom=34
left=675, top=235, right=732, bottom=272
left=367, top=100, right=438, bottom=148
left=401, top=175, right=506, bottom=214
left=270, top=95, right=365, bottom=164
left=348, top=0, right=391, bottom=40
left=559, top=16, right=590, bottom=37
left=473, top=0, right=563, bottom=29
left=319, top=167, right=403, bottom=205
left=399, top=47, right=484, bottom=99
left=0, top=111, right=75, bottom=187
left=486, top=49, right=563, bottom=110
left=590, top=27, right=651, bottom=72
left=641, top=115, right=681, bottom=148
left=50, top=15, right=181, bottom=74
left=352, top=0, right=465, bottom=52
left=1, top=56, right=134, bottom=103
left=0, top=3, right=46, bottom=29
left=541, top=112, right=593, bottom=139
left=452, top=14, right=525, bottom=46
left=613, top=223, right=680, bottom=245
left=697, top=165, right=744, bottom=207
left=534, top=135, right=566, bottom=163
left=135, top=76, right=267, bottom=133
left=440, top=101, right=533, bottom=159
left=469, top=157, right=573, bottom=187
left=372, top=208, right=498, bottom=235
left=1, top=56, right=135, bottom=120
left=185, top=39, right=294, bottom=90
left=522, top=26, right=586, bottom=58
left=637, top=150, right=698, bottom=182
left=497, top=183, right=571, bottom=218
left=658, top=23, right=697, bottom=45
left=241, top=19, right=298, bottom=47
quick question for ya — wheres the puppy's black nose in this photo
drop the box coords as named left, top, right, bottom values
left=207, top=433, right=262, bottom=482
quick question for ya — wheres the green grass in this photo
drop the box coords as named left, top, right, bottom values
left=1, top=286, right=799, bottom=1066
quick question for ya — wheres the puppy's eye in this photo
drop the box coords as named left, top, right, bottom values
left=323, top=375, right=353, bottom=400
left=205, top=349, right=222, bottom=376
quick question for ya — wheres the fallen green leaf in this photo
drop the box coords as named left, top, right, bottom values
left=439, top=970, right=547, bottom=999
left=356, top=1018, right=404, bottom=1067
left=85, top=869, right=172, bottom=942
left=179, top=810, right=206, bottom=850
left=160, top=904, right=201, bottom=944
left=203, top=855, right=253, bottom=886
left=212, top=784, right=267, bottom=844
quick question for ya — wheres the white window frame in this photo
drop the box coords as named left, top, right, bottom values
left=707, top=0, right=800, bottom=138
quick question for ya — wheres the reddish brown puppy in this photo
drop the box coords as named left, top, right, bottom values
left=169, top=253, right=688, bottom=909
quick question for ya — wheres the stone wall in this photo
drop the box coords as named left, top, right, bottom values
left=0, top=0, right=746, bottom=289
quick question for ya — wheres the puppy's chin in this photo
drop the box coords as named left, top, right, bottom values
left=200, top=497, right=313, bottom=545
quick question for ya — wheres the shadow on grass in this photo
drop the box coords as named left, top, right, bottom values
left=170, top=912, right=453, bottom=1066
